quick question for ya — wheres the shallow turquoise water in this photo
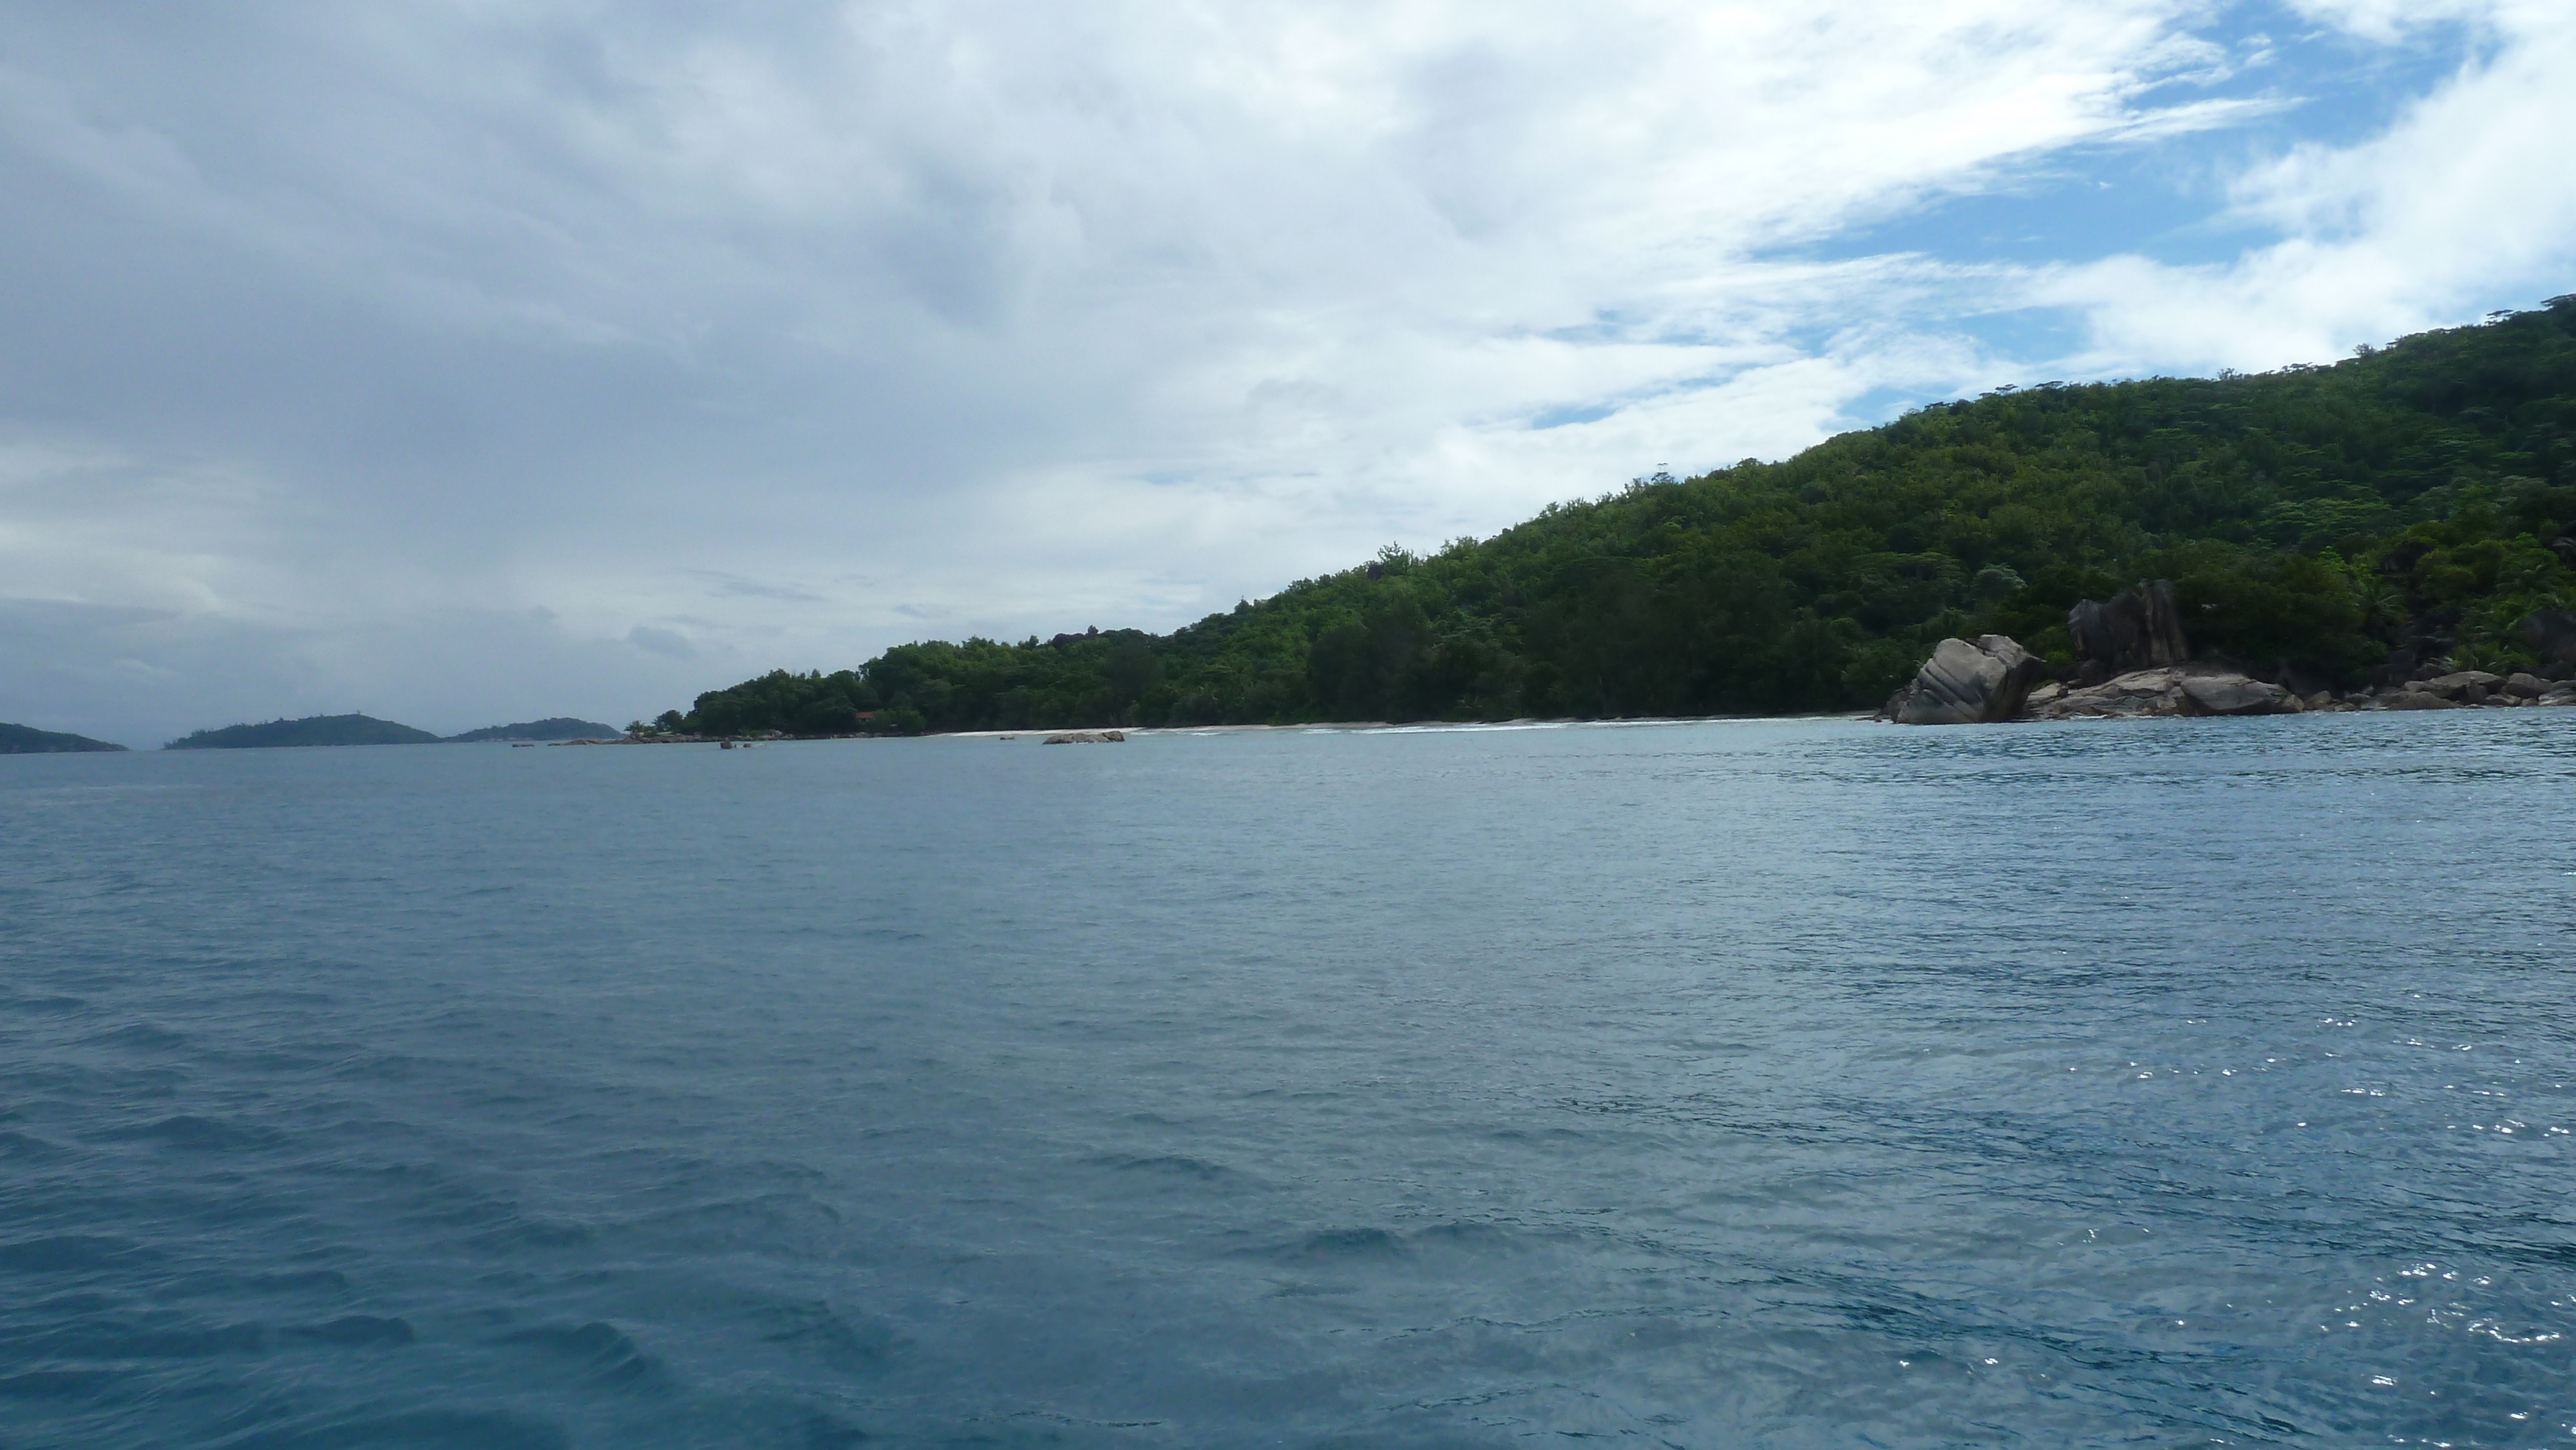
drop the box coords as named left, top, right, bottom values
left=3, top=715, right=2573, bottom=1447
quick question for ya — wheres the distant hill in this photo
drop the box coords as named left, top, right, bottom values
left=0, top=721, right=128, bottom=753
left=445, top=717, right=625, bottom=742
left=165, top=713, right=443, bottom=749
left=661, top=296, right=2576, bottom=733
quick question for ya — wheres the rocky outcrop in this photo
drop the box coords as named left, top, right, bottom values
left=2351, top=670, right=2576, bottom=710
left=2025, top=668, right=2186, bottom=719
left=2521, top=610, right=2576, bottom=672
left=2179, top=673, right=2302, bottom=716
left=2068, top=580, right=2190, bottom=682
left=2022, top=663, right=2300, bottom=720
left=2412, top=670, right=2501, bottom=702
left=2380, top=690, right=2457, bottom=711
left=1880, top=627, right=2576, bottom=726
left=1884, top=635, right=2046, bottom=724
left=1043, top=730, right=1126, bottom=744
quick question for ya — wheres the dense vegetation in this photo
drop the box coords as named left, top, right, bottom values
left=659, top=298, right=2576, bottom=737
left=166, top=713, right=442, bottom=749
left=0, top=720, right=126, bottom=753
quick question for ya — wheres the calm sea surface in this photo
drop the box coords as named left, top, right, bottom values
left=5, top=716, right=2573, bottom=1448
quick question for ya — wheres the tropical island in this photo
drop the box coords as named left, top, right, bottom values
left=167, top=714, right=445, bottom=749
left=638, top=298, right=2576, bottom=738
left=0, top=720, right=128, bottom=753
left=162, top=714, right=625, bottom=749
left=442, top=718, right=627, bottom=743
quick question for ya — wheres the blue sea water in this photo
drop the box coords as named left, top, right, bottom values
left=3, top=715, right=2573, bottom=1449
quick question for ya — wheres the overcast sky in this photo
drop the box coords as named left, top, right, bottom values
left=5, top=1, right=2572, bottom=744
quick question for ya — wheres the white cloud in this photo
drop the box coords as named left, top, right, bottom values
left=2035, top=1, right=2576, bottom=372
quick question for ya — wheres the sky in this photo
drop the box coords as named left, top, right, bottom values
left=4, top=1, right=2573, bottom=746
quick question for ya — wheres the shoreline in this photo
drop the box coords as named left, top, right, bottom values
left=619, top=700, right=2576, bottom=748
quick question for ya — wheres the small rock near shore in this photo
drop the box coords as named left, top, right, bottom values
left=2179, top=675, right=2302, bottom=716
left=2025, top=664, right=2304, bottom=720
left=1884, top=635, right=2045, bottom=725
left=2409, top=670, right=2501, bottom=700
left=2381, top=690, right=2458, bottom=711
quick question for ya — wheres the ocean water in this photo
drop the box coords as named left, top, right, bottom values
left=3, top=715, right=2572, bottom=1449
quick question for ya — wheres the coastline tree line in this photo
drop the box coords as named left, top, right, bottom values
left=652, top=297, right=2576, bottom=737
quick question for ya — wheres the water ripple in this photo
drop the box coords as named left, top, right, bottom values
left=3, top=715, right=2570, bottom=1446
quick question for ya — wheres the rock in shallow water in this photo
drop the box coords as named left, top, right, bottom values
left=2412, top=670, right=2501, bottom=701
left=2022, top=665, right=2297, bottom=720
left=2025, top=667, right=2181, bottom=719
left=2179, top=675, right=2301, bottom=717
left=1885, top=635, right=2045, bottom=725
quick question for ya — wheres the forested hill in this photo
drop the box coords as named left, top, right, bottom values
left=1, top=721, right=126, bottom=753
left=663, top=297, right=2576, bottom=737
left=166, top=714, right=442, bottom=749
left=445, top=718, right=624, bottom=742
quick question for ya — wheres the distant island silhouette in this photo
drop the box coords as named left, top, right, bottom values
left=1, top=720, right=128, bottom=753
left=444, top=718, right=625, bottom=743
left=167, top=714, right=446, bottom=749
left=160, top=714, right=625, bottom=749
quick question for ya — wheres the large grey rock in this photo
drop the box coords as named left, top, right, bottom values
left=2414, top=670, right=2502, bottom=700
left=2382, top=690, right=2458, bottom=711
left=2024, top=664, right=2307, bottom=720
left=2179, top=675, right=2300, bottom=716
left=1042, top=730, right=1126, bottom=744
left=1888, top=635, right=2045, bottom=724
left=2069, top=579, right=2189, bottom=680
left=2504, top=673, right=2547, bottom=699
left=2026, top=668, right=2172, bottom=719
left=2523, top=610, right=2576, bottom=671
